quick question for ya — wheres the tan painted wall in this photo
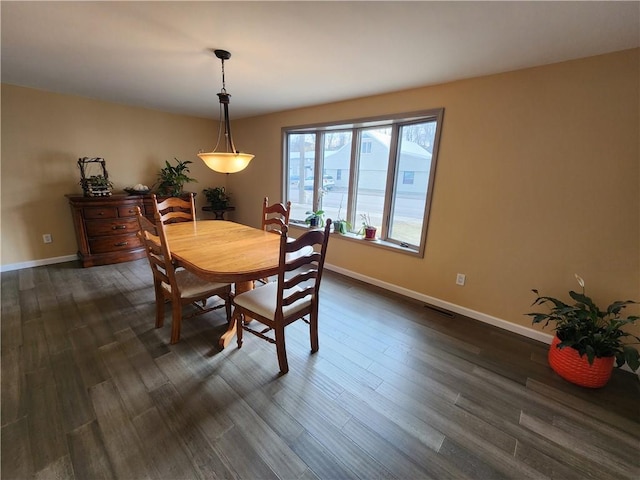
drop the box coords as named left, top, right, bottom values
left=228, top=49, right=640, bottom=335
left=1, top=49, right=638, bottom=337
left=1, top=85, right=229, bottom=265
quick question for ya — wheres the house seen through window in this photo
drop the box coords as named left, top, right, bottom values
left=284, top=109, right=443, bottom=255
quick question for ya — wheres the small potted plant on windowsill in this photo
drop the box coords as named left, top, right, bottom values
left=358, top=213, right=377, bottom=240
left=333, top=219, right=351, bottom=234
left=526, top=274, right=639, bottom=388
left=305, top=210, right=325, bottom=228
left=333, top=195, right=351, bottom=234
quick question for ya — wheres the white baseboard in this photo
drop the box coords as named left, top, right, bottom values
left=0, top=254, right=78, bottom=272
left=325, top=263, right=554, bottom=345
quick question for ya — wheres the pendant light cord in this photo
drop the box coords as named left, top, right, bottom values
left=220, top=56, right=227, bottom=94
left=212, top=56, right=229, bottom=153
left=202, top=49, right=240, bottom=156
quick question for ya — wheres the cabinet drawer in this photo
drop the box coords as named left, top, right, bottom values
left=84, top=207, right=118, bottom=219
left=86, top=218, right=139, bottom=237
left=118, top=205, right=141, bottom=218
left=89, top=233, right=142, bottom=254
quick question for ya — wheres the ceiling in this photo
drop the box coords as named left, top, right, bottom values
left=2, top=1, right=638, bottom=120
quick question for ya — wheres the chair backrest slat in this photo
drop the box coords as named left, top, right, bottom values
left=282, top=270, right=317, bottom=291
left=283, top=252, right=321, bottom=273
left=281, top=286, right=316, bottom=307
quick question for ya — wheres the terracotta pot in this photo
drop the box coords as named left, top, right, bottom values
left=548, top=335, right=615, bottom=388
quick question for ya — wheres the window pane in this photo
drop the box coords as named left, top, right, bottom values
left=389, top=121, right=437, bottom=246
left=355, top=127, right=390, bottom=232
left=287, top=133, right=315, bottom=221
left=321, top=131, right=352, bottom=224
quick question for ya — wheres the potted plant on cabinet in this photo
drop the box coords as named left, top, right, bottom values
left=358, top=213, right=377, bottom=240
left=78, top=157, right=113, bottom=197
left=305, top=209, right=325, bottom=228
left=156, top=158, right=196, bottom=196
left=203, top=186, right=231, bottom=210
left=526, top=274, right=639, bottom=388
left=81, top=174, right=113, bottom=197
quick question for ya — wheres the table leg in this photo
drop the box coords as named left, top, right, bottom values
left=218, top=280, right=254, bottom=349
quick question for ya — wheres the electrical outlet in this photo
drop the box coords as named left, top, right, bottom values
left=42, top=234, right=53, bottom=244
left=456, top=273, right=466, bottom=286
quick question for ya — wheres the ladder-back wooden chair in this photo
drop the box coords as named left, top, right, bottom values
left=153, top=193, right=196, bottom=224
left=262, top=196, right=291, bottom=234
left=258, top=197, right=293, bottom=284
left=135, top=207, right=232, bottom=344
left=234, top=220, right=332, bottom=374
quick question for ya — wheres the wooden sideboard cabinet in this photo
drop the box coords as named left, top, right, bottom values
left=66, top=192, right=196, bottom=267
left=66, top=194, right=149, bottom=267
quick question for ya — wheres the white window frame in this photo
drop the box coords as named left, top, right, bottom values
left=283, top=109, right=444, bottom=257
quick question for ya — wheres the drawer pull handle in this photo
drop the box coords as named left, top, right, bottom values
left=98, top=212, right=104, bottom=216
left=112, top=225, right=127, bottom=230
left=114, top=241, right=128, bottom=247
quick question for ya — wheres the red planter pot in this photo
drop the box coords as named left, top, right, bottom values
left=364, top=227, right=377, bottom=240
left=548, top=335, right=615, bottom=388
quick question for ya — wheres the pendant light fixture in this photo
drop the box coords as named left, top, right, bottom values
left=198, top=49, right=254, bottom=173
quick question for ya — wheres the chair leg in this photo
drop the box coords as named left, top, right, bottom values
left=225, top=293, right=232, bottom=323
left=154, top=282, right=165, bottom=328
left=236, top=311, right=244, bottom=349
left=310, top=312, right=319, bottom=354
left=274, top=324, right=289, bottom=374
left=169, top=300, right=183, bottom=344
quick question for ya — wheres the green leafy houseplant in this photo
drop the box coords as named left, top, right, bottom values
left=527, top=274, right=640, bottom=372
left=357, top=213, right=374, bottom=230
left=203, top=186, right=231, bottom=209
left=333, top=219, right=351, bottom=234
left=358, top=213, right=377, bottom=239
left=333, top=195, right=351, bottom=234
left=156, top=158, right=196, bottom=196
left=305, top=210, right=325, bottom=227
left=83, top=174, right=113, bottom=189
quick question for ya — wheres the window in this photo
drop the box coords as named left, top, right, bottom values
left=284, top=109, right=443, bottom=256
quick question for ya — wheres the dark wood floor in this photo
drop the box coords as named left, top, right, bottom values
left=1, top=259, right=638, bottom=480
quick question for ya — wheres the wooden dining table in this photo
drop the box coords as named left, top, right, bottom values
left=164, top=220, right=282, bottom=348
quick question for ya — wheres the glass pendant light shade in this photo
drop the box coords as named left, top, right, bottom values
left=199, top=49, right=254, bottom=174
left=198, top=151, right=254, bottom=174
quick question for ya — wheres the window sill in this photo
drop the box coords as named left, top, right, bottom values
left=288, top=223, right=422, bottom=257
